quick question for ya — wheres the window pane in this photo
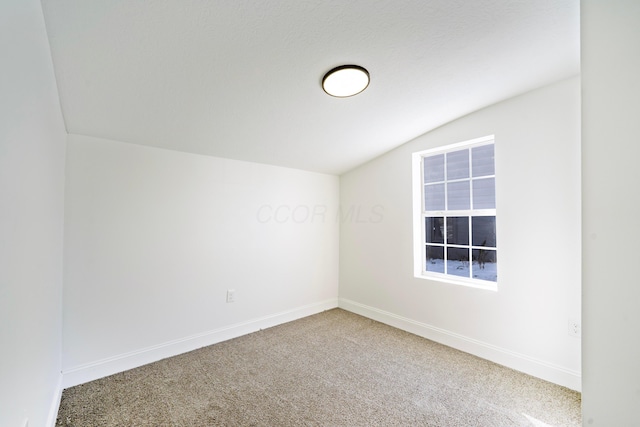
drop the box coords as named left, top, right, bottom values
left=472, top=216, right=496, bottom=247
left=472, top=178, right=495, bottom=209
left=447, top=217, right=469, bottom=245
left=425, top=183, right=445, bottom=211
left=472, top=144, right=494, bottom=177
left=447, top=181, right=470, bottom=210
left=424, top=154, right=444, bottom=183
left=472, top=249, right=497, bottom=282
left=446, top=149, right=469, bottom=180
left=447, top=247, right=470, bottom=278
left=426, top=246, right=444, bottom=273
left=425, top=217, right=444, bottom=244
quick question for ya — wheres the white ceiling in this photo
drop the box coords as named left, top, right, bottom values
left=41, top=0, right=579, bottom=175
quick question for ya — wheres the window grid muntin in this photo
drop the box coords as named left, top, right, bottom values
left=420, top=139, right=496, bottom=284
left=423, top=214, right=496, bottom=278
left=423, top=154, right=496, bottom=211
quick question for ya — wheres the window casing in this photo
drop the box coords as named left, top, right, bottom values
left=412, top=136, right=497, bottom=290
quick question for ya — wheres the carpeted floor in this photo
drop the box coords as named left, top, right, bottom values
left=56, top=309, right=581, bottom=426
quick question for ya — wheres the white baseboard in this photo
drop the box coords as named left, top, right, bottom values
left=338, top=298, right=581, bottom=392
left=62, top=298, right=338, bottom=388
left=46, top=373, right=63, bottom=427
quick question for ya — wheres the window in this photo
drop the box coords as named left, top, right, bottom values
left=412, top=136, right=497, bottom=290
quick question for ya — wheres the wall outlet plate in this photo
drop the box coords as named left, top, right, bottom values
left=226, top=289, right=236, bottom=303
left=568, top=318, right=581, bottom=338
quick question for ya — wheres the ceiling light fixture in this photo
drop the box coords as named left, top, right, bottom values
left=322, top=65, right=370, bottom=98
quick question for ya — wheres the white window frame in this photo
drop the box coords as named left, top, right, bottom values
left=412, top=135, right=497, bottom=291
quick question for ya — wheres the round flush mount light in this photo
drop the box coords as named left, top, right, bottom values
left=322, top=65, right=370, bottom=97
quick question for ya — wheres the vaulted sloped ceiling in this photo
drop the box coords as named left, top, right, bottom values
left=41, top=0, right=579, bottom=175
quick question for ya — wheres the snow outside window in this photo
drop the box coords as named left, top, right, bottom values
left=412, top=136, right=497, bottom=290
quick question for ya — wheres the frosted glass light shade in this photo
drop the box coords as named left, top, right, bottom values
left=322, top=65, right=369, bottom=97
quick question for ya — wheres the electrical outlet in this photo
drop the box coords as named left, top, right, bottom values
left=226, top=289, right=236, bottom=303
left=568, top=318, right=581, bottom=338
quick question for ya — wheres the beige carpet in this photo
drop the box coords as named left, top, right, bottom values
left=56, top=309, right=581, bottom=426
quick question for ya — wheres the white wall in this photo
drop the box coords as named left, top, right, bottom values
left=0, top=1, right=67, bottom=426
left=63, top=134, right=339, bottom=386
left=582, top=1, right=640, bottom=424
left=339, top=77, right=581, bottom=390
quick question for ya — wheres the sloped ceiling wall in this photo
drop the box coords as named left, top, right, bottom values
left=42, top=0, right=579, bottom=174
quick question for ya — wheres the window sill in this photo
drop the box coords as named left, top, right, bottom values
left=414, top=272, right=498, bottom=292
